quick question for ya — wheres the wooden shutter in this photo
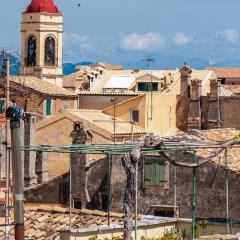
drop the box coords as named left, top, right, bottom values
left=144, top=160, right=154, bottom=186
left=155, top=160, right=165, bottom=186
left=46, top=99, right=52, bottom=116
left=0, top=100, right=5, bottom=114
left=144, top=158, right=165, bottom=187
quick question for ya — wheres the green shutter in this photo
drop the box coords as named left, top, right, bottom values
left=46, top=99, right=52, bottom=116
left=155, top=161, right=165, bottom=186
left=144, top=162, right=153, bottom=186
left=144, top=158, right=165, bottom=187
left=0, top=100, right=5, bottom=114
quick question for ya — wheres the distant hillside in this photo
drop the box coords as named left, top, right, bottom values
left=0, top=53, right=21, bottom=76
left=6, top=55, right=240, bottom=77
left=63, top=62, right=94, bottom=75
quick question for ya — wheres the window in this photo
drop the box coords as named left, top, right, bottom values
left=46, top=99, right=52, bottom=116
left=138, top=82, right=158, bottom=92
left=154, top=209, right=174, bottom=217
left=188, top=85, right=191, bottom=97
left=131, top=109, right=139, bottom=123
left=45, top=36, right=56, bottom=66
left=144, top=157, right=165, bottom=187
left=220, top=78, right=226, bottom=84
left=99, top=193, right=108, bottom=211
left=0, top=100, right=5, bottom=114
left=27, top=36, right=37, bottom=67
left=74, top=199, right=82, bottom=209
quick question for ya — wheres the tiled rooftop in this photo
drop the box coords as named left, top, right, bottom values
left=164, top=128, right=240, bottom=172
left=63, top=71, right=84, bottom=88
left=9, top=76, right=77, bottom=97
left=0, top=205, right=124, bottom=240
left=164, top=70, right=215, bottom=95
left=68, top=109, right=146, bottom=136
left=206, top=67, right=240, bottom=78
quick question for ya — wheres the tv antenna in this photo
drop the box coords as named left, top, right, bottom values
left=141, top=57, right=154, bottom=120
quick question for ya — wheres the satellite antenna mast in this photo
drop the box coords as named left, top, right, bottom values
left=141, top=57, right=154, bottom=120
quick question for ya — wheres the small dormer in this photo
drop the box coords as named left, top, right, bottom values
left=135, top=73, right=162, bottom=92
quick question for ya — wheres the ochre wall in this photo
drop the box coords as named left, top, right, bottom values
left=145, top=93, right=177, bottom=136
left=36, top=116, right=110, bottom=178
left=103, top=95, right=146, bottom=129
left=103, top=93, right=178, bottom=136
left=78, top=95, right=134, bottom=110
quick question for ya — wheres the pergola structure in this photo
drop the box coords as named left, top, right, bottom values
left=21, top=139, right=240, bottom=239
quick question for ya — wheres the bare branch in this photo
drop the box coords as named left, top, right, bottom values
left=160, top=140, right=240, bottom=168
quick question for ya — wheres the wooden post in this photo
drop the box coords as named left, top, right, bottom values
left=121, top=145, right=141, bottom=240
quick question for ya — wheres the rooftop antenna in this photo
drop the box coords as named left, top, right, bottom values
left=209, top=57, right=215, bottom=67
left=141, top=57, right=154, bottom=120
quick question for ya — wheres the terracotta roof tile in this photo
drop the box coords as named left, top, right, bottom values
left=67, top=109, right=146, bottom=136
left=206, top=67, right=240, bottom=78
left=9, top=76, right=77, bottom=97
left=163, top=128, right=240, bottom=172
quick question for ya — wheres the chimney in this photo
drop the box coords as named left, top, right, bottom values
left=191, top=79, right=202, bottom=99
left=180, top=62, right=192, bottom=97
left=188, top=79, right=202, bottom=129
left=210, top=79, right=220, bottom=97
left=36, top=151, right=48, bottom=184
left=24, top=113, right=38, bottom=188
left=70, top=122, right=90, bottom=209
left=176, top=62, right=192, bottom=131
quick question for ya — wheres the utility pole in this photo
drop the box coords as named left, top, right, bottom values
left=135, top=160, right=138, bottom=240
left=3, top=53, right=10, bottom=240
left=192, top=152, right=197, bottom=240
left=6, top=103, right=25, bottom=240
left=225, top=149, right=230, bottom=234
left=107, top=154, right=112, bottom=226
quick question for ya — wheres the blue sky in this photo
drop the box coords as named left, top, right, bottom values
left=1, top=0, right=240, bottom=68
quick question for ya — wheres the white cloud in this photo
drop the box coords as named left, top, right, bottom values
left=174, top=33, right=192, bottom=46
left=63, top=32, right=94, bottom=52
left=120, top=32, right=165, bottom=51
left=219, top=29, right=239, bottom=43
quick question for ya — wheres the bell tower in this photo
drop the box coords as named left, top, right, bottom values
left=21, top=0, right=63, bottom=87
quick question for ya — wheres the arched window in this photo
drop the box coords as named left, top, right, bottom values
left=27, top=36, right=36, bottom=67
left=45, top=36, right=56, bottom=66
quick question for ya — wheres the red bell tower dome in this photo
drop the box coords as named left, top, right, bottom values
left=24, top=0, right=61, bottom=14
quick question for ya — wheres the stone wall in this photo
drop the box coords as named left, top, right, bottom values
left=220, top=96, right=240, bottom=128
left=25, top=151, right=240, bottom=219
left=25, top=173, right=69, bottom=204
left=102, top=154, right=240, bottom=219
left=194, top=96, right=240, bottom=130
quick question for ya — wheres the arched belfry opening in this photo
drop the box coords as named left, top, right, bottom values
left=27, top=36, right=37, bottom=67
left=45, top=36, right=56, bottom=66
